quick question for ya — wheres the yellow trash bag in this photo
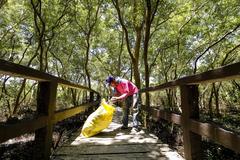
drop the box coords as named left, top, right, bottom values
left=81, top=99, right=115, bottom=137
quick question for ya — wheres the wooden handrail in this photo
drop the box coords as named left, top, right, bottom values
left=141, top=62, right=240, bottom=159
left=140, top=62, right=240, bottom=93
left=150, top=109, right=240, bottom=153
left=0, top=59, right=98, bottom=93
left=0, top=59, right=100, bottom=159
left=190, top=119, right=240, bottom=153
left=0, top=116, right=48, bottom=143
left=0, top=101, right=99, bottom=143
left=53, top=101, right=99, bottom=123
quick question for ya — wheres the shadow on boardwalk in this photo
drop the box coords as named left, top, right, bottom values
left=51, top=107, right=184, bottom=160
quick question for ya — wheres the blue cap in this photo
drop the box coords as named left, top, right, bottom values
left=105, top=76, right=115, bottom=84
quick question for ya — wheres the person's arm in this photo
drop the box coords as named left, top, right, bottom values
left=110, top=93, right=128, bottom=102
left=110, top=80, right=129, bottom=102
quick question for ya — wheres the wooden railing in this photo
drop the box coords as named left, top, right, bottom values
left=0, top=59, right=100, bottom=160
left=140, top=62, right=240, bottom=160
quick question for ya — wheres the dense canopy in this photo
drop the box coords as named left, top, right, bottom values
left=0, top=0, right=240, bottom=159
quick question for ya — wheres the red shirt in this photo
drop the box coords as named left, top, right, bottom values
left=115, top=79, right=138, bottom=100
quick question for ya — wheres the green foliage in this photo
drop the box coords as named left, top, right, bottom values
left=0, top=1, right=239, bottom=158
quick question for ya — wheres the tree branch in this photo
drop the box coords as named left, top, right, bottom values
left=193, top=23, right=240, bottom=73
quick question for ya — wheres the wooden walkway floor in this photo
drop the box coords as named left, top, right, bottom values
left=51, top=107, right=184, bottom=160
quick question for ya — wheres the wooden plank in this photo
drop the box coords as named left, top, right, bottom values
left=0, top=100, right=99, bottom=144
left=140, top=81, right=177, bottom=92
left=54, top=143, right=178, bottom=160
left=150, top=108, right=182, bottom=125
left=180, top=85, right=202, bottom=160
left=150, top=108, right=240, bottom=154
left=51, top=107, right=184, bottom=160
left=149, top=108, right=240, bottom=154
left=52, top=152, right=167, bottom=160
left=34, top=82, right=57, bottom=160
left=0, top=59, right=98, bottom=93
left=52, top=101, right=99, bottom=124
left=57, top=79, right=98, bottom=93
left=140, top=62, right=240, bottom=93
left=190, top=120, right=240, bottom=153
left=70, top=139, right=164, bottom=146
left=178, top=62, right=240, bottom=85
left=69, top=124, right=161, bottom=146
left=0, top=59, right=52, bottom=81
left=0, top=116, right=48, bottom=143
left=57, top=144, right=152, bottom=154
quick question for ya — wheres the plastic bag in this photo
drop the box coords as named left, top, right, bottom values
left=81, top=99, right=115, bottom=137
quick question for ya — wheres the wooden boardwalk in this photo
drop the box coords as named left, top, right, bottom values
left=51, top=107, right=184, bottom=160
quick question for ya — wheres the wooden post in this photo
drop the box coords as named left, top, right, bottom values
left=145, top=92, right=150, bottom=129
left=97, top=93, right=101, bottom=101
left=180, top=85, right=202, bottom=160
left=90, top=91, right=94, bottom=102
left=34, top=82, right=57, bottom=160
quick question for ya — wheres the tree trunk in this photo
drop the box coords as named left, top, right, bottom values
left=143, top=0, right=153, bottom=123
left=1, top=76, right=12, bottom=117
left=117, top=30, right=124, bottom=76
left=132, top=28, right=142, bottom=88
left=213, top=83, right=221, bottom=117
left=13, top=79, right=26, bottom=114
left=85, top=36, right=91, bottom=89
left=208, top=86, right=214, bottom=119
left=112, top=0, right=142, bottom=88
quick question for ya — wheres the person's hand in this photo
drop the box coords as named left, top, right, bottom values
left=110, top=97, right=118, bottom=103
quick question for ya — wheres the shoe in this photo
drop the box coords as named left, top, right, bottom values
left=121, top=126, right=128, bottom=130
left=132, top=127, right=141, bottom=132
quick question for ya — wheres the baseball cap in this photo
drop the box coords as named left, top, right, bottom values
left=105, top=76, right=115, bottom=84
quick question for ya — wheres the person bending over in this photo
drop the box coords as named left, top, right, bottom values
left=105, top=76, right=141, bottom=131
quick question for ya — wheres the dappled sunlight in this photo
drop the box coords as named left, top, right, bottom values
left=56, top=108, right=185, bottom=159
left=70, top=121, right=158, bottom=146
left=146, top=143, right=184, bottom=160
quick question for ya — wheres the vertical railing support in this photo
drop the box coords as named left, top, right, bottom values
left=97, top=93, right=101, bottom=101
left=90, top=91, right=94, bottom=102
left=180, top=85, right=202, bottom=160
left=34, top=81, right=57, bottom=160
left=145, top=92, right=150, bottom=129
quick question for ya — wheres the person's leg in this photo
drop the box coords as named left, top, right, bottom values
left=132, top=93, right=140, bottom=129
left=121, top=97, right=131, bottom=128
